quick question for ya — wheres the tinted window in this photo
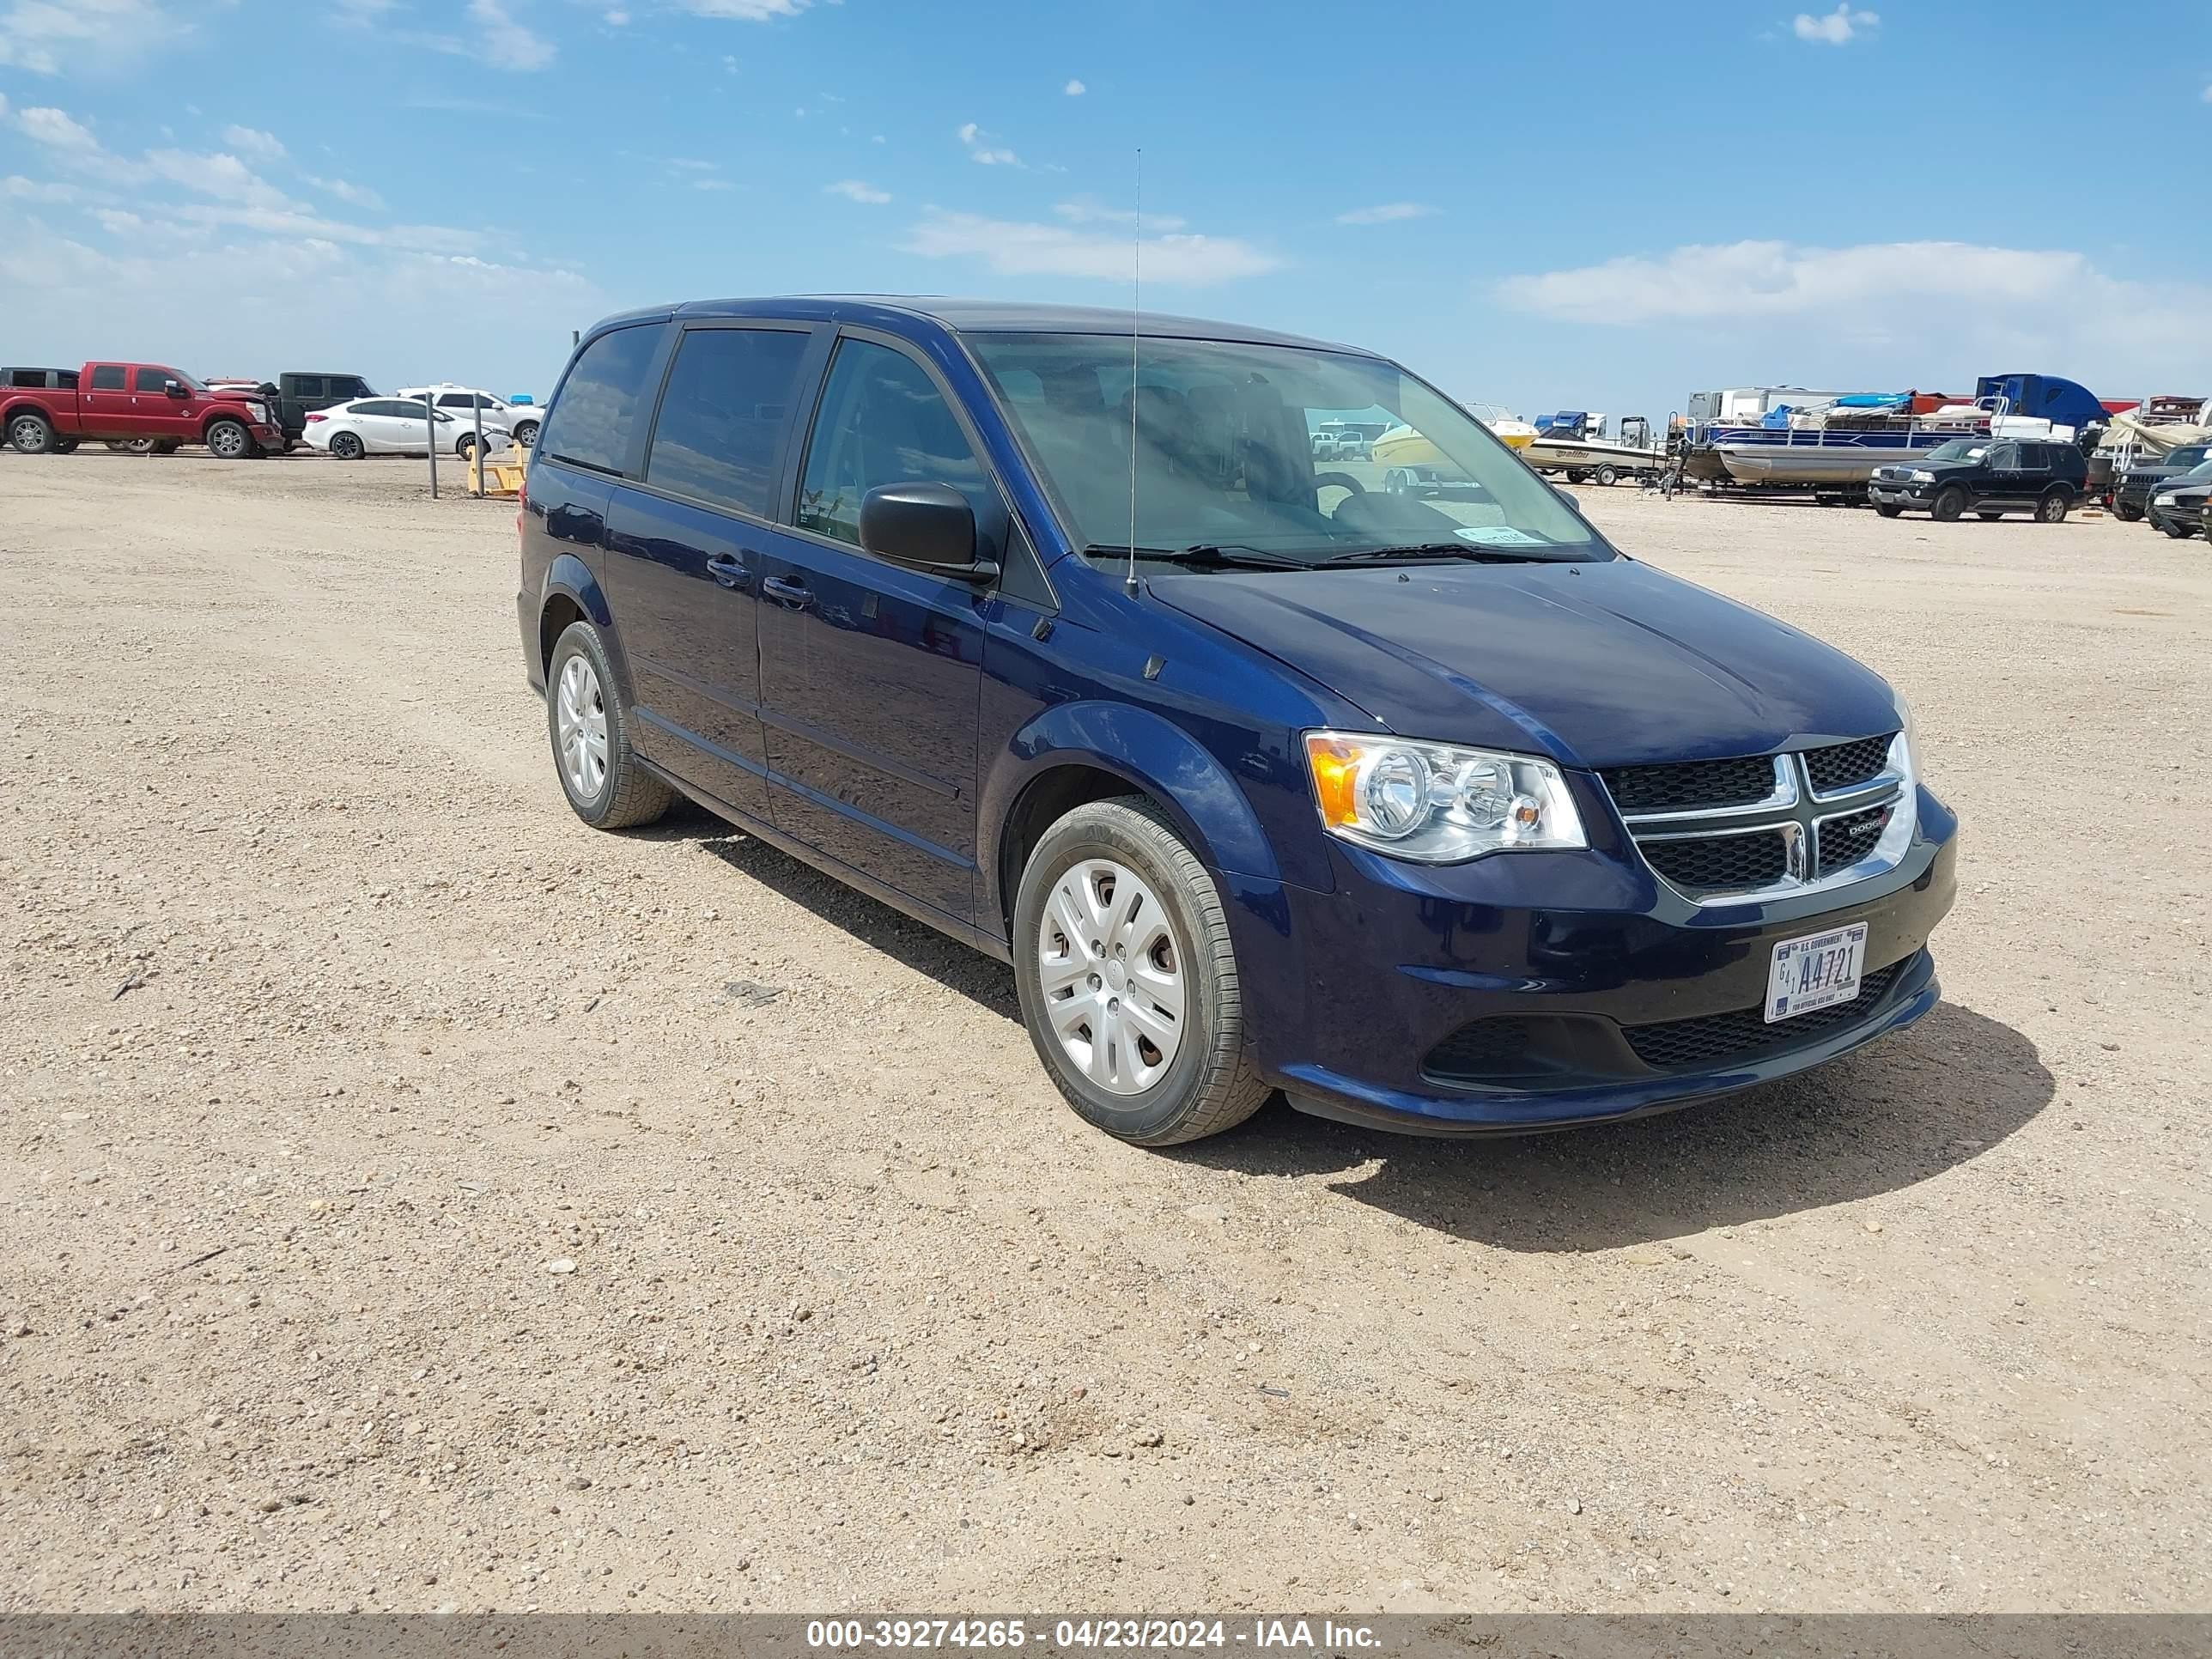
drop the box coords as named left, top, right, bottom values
left=436, top=392, right=476, bottom=410
left=90, top=365, right=127, bottom=391
left=290, top=375, right=325, bottom=398
left=543, top=323, right=662, bottom=475
left=647, top=326, right=811, bottom=518
left=797, top=338, right=987, bottom=546
left=133, top=368, right=169, bottom=392
left=2021, top=444, right=2049, bottom=468
left=331, top=377, right=369, bottom=398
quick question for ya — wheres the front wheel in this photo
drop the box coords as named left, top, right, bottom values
left=1929, top=485, right=1966, bottom=523
left=456, top=431, right=478, bottom=459
left=2112, top=499, right=2142, bottom=522
left=204, top=419, right=250, bottom=460
left=1012, top=798, right=1270, bottom=1146
left=1595, top=465, right=1620, bottom=487
left=545, top=621, right=672, bottom=830
left=7, top=411, right=55, bottom=453
left=2036, top=491, right=2070, bottom=525
left=1875, top=501, right=1904, bottom=518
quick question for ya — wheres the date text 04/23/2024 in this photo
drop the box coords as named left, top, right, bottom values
left=805, top=1620, right=1382, bottom=1650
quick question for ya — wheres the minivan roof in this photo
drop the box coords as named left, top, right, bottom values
left=592, top=295, right=1373, bottom=355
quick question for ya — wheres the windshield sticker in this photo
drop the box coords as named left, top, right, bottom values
left=1453, top=525, right=1550, bottom=548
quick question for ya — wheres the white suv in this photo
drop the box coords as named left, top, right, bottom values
left=393, top=385, right=541, bottom=446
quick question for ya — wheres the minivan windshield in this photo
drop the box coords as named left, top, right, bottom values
left=968, top=333, right=1607, bottom=565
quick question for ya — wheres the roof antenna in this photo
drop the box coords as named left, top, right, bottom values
left=1125, top=146, right=1143, bottom=599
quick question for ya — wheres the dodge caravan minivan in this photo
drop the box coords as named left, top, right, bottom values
left=518, top=297, right=1957, bottom=1146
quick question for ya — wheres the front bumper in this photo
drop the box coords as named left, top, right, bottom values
left=1868, top=481, right=1933, bottom=508
left=2148, top=501, right=2207, bottom=536
left=1229, top=787, right=1959, bottom=1134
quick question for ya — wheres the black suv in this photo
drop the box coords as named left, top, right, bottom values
left=2112, top=443, right=2212, bottom=522
left=1869, top=437, right=2085, bottom=523
left=273, top=371, right=376, bottom=446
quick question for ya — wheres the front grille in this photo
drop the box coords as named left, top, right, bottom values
left=1816, top=805, right=1890, bottom=876
left=1599, top=755, right=1775, bottom=813
left=1622, top=959, right=1908, bottom=1072
left=1804, top=734, right=1894, bottom=794
left=1642, top=831, right=1788, bottom=892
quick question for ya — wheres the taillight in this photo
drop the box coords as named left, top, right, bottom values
left=305, top=412, right=327, bottom=423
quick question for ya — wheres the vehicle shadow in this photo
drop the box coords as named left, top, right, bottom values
left=665, top=805, right=1021, bottom=1020
left=662, top=804, right=2051, bottom=1248
left=1171, top=1001, right=2053, bottom=1249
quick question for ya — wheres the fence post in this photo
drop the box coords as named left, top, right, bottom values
left=424, top=392, right=439, bottom=499
left=472, top=398, right=485, bottom=497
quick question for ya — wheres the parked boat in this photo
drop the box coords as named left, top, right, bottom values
left=1706, top=392, right=1993, bottom=486
left=1521, top=412, right=1664, bottom=482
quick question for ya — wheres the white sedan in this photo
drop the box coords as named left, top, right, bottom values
left=393, top=385, right=542, bottom=446
left=304, top=398, right=514, bottom=460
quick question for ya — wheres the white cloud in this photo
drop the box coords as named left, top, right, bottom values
left=1792, top=3, right=1877, bottom=45
left=331, top=0, right=398, bottom=22
left=2202, top=81, right=2211, bottom=104
left=901, top=209, right=1279, bottom=285
left=1335, top=202, right=1436, bottom=226
left=1494, top=237, right=2212, bottom=393
left=222, top=125, right=286, bottom=162
left=15, top=105, right=100, bottom=149
left=0, top=0, right=189, bottom=76
left=672, top=0, right=811, bottom=16
left=957, top=121, right=1020, bottom=167
left=145, top=149, right=294, bottom=210
left=4, top=173, right=86, bottom=202
left=1054, top=197, right=1185, bottom=232
left=604, top=7, right=629, bottom=22
left=825, top=178, right=890, bottom=204
left=1064, top=78, right=1085, bottom=96
left=304, top=174, right=386, bottom=210
left=467, top=0, right=556, bottom=70
left=693, top=177, right=733, bottom=191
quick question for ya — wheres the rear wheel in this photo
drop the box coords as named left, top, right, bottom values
left=204, top=418, right=251, bottom=460
left=1929, top=485, right=1966, bottom=523
left=7, top=411, right=55, bottom=454
left=2035, top=490, right=2069, bottom=524
left=545, top=621, right=672, bottom=830
left=513, top=419, right=539, bottom=446
left=1565, top=469, right=1589, bottom=485
left=1012, top=798, right=1270, bottom=1146
left=330, top=431, right=365, bottom=461
left=1594, top=465, right=1620, bottom=487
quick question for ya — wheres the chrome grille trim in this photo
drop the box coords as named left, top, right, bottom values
left=1605, top=735, right=1915, bottom=908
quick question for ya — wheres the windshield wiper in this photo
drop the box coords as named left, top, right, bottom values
left=1320, top=541, right=1560, bottom=566
left=1082, top=542, right=1310, bottom=572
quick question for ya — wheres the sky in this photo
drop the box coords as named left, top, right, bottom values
left=4, top=0, right=2210, bottom=422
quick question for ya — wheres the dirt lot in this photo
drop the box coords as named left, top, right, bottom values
left=2, top=453, right=2207, bottom=1615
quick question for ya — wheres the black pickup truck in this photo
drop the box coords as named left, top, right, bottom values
left=272, top=372, right=376, bottom=445
left=1869, top=437, right=2085, bottom=523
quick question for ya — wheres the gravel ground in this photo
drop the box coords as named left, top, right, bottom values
left=2, top=453, right=2206, bottom=1615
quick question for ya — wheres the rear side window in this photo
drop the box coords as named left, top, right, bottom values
left=291, top=375, right=325, bottom=398
left=647, top=326, right=811, bottom=518
left=543, top=324, right=662, bottom=475
left=437, top=392, right=476, bottom=410
left=796, top=338, right=988, bottom=546
left=91, top=365, right=127, bottom=391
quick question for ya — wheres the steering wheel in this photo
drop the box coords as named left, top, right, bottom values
left=1314, top=470, right=1365, bottom=498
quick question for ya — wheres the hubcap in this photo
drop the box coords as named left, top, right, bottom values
left=10, top=417, right=40, bottom=449
left=555, top=653, right=610, bottom=800
left=1036, top=857, right=1186, bottom=1095
left=211, top=426, right=242, bottom=457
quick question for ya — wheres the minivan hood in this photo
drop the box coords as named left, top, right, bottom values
left=1150, top=559, right=1899, bottom=768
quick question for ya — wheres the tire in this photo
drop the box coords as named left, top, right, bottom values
left=1595, top=465, right=1620, bottom=487
left=153, top=439, right=180, bottom=455
left=456, top=431, right=477, bottom=460
left=329, top=431, right=364, bottom=461
left=7, top=411, right=55, bottom=454
left=1929, top=485, right=1966, bottom=523
left=1012, top=797, right=1270, bottom=1146
left=513, top=420, right=538, bottom=447
left=545, top=620, right=672, bottom=830
left=2112, top=499, right=2142, bottom=523
left=1565, top=469, right=1588, bottom=485
left=1874, top=501, right=1903, bottom=518
left=1977, top=511, right=2004, bottom=521
left=53, top=436, right=80, bottom=454
left=204, top=418, right=251, bottom=460
left=2036, top=491, right=2070, bottom=525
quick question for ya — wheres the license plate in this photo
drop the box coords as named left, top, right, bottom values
left=1765, top=921, right=1867, bottom=1024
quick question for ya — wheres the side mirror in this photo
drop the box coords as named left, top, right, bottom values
left=165, top=380, right=188, bottom=398
left=859, top=483, right=994, bottom=580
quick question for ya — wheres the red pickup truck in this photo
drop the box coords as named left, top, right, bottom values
left=3, top=362, right=284, bottom=459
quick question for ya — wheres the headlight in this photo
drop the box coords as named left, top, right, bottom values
left=1892, top=690, right=1919, bottom=782
left=1908, top=470, right=1935, bottom=483
left=2154, top=493, right=2178, bottom=507
left=1303, top=732, right=1586, bottom=863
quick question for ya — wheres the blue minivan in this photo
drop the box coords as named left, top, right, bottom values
left=517, top=297, right=1957, bottom=1145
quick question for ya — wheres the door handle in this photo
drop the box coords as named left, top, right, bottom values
left=705, top=552, right=749, bottom=590
left=761, top=574, right=813, bottom=609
